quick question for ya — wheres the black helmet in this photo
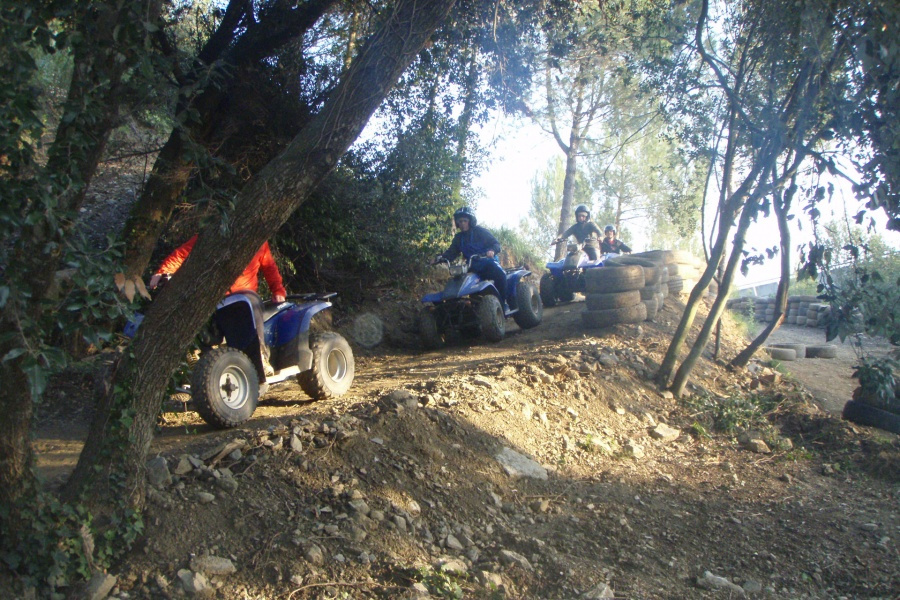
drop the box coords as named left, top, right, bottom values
left=574, top=204, right=590, bottom=219
left=453, top=206, right=477, bottom=227
left=604, top=224, right=616, bottom=234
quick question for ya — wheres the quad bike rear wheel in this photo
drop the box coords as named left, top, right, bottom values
left=192, top=346, right=259, bottom=428
left=477, top=294, right=505, bottom=342
left=298, top=332, right=355, bottom=399
left=556, top=283, right=575, bottom=303
left=513, top=281, right=543, bottom=329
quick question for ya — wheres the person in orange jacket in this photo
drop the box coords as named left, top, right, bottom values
left=150, top=234, right=287, bottom=376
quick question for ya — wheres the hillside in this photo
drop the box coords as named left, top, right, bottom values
left=23, top=295, right=900, bottom=599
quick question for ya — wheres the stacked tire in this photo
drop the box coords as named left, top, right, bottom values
left=726, top=296, right=755, bottom=318
left=754, top=298, right=776, bottom=323
left=605, top=255, right=665, bottom=320
left=631, top=250, right=675, bottom=310
left=663, top=250, right=701, bottom=296
left=581, top=264, right=646, bottom=327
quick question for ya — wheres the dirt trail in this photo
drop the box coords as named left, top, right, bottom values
left=22, top=297, right=899, bottom=600
left=760, top=324, right=894, bottom=414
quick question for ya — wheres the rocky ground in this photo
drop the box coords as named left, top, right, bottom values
left=23, top=294, right=900, bottom=600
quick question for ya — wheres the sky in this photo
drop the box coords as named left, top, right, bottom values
left=471, top=117, right=557, bottom=230
left=469, top=116, right=900, bottom=288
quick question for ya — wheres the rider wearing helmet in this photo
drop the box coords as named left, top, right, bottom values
left=553, top=204, right=603, bottom=260
left=436, top=207, right=508, bottom=306
left=600, top=224, right=631, bottom=254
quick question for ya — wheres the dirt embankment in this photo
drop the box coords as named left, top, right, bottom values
left=19, top=296, right=900, bottom=600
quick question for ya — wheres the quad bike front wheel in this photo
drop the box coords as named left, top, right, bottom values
left=477, top=294, right=505, bottom=342
left=192, top=346, right=260, bottom=428
left=298, top=332, right=355, bottom=399
left=513, top=281, right=543, bottom=329
left=418, top=309, right=446, bottom=350
left=539, top=273, right=557, bottom=307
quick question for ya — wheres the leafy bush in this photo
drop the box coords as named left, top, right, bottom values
left=853, top=356, right=900, bottom=413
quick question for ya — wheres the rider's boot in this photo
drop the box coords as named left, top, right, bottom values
left=261, top=353, right=275, bottom=377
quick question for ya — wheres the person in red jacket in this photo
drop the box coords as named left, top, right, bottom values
left=150, top=234, right=287, bottom=376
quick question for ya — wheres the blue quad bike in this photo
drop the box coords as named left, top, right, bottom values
left=418, top=255, right=543, bottom=349
left=129, top=290, right=355, bottom=428
left=541, top=240, right=616, bottom=307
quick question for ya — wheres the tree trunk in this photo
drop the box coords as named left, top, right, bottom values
left=655, top=130, right=776, bottom=387
left=0, top=0, right=163, bottom=509
left=66, top=0, right=457, bottom=512
left=669, top=195, right=760, bottom=396
left=730, top=178, right=796, bottom=368
left=0, top=356, right=34, bottom=508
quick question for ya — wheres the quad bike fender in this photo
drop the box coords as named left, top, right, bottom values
left=215, top=295, right=259, bottom=351
left=505, top=269, right=531, bottom=289
left=266, top=301, right=331, bottom=371
left=423, top=273, right=495, bottom=302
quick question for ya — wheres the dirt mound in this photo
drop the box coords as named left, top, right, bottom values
left=19, top=297, right=900, bottom=599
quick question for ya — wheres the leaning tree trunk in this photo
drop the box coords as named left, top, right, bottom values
left=669, top=194, right=761, bottom=396
left=654, top=158, right=765, bottom=386
left=0, top=0, right=163, bottom=509
left=730, top=176, right=797, bottom=368
left=65, top=0, right=457, bottom=513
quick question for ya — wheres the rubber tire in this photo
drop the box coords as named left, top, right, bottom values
left=477, top=294, right=506, bottom=342
left=605, top=259, right=661, bottom=286
left=640, top=284, right=661, bottom=300
left=842, top=400, right=900, bottom=434
left=584, top=264, right=644, bottom=293
left=643, top=297, right=659, bottom=320
left=633, top=250, right=674, bottom=264
left=605, top=255, right=659, bottom=269
left=765, top=347, right=797, bottom=361
left=539, top=273, right=557, bottom=308
left=419, top=309, right=445, bottom=350
left=670, top=250, right=695, bottom=264
left=771, top=343, right=806, bottom=357
left=557, top=284, right=575, bottom=303
left=192, top=346, right=260, bottom=429
left=806, top=344, right=837, bottom=359
left=298, top=332, right=355, bottom=399
left=585, top=290, right=641, bottom=311
left=581, top=303, right=648, bottom=328
left=513, top=281, right=543, bottom=329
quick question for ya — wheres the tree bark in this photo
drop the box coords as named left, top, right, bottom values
left=66, top=0, right=457, bottom=511
left=730, top=177, right=797, bottom=368
left=655, top=151, right=769, bottom=386
left=0, top=0, right=164, bottom=509
left=669, top=192, right=762, bottom=396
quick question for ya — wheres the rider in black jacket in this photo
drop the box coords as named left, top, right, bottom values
left=437, top=207, right=508, bottom=306
left=553, top=205, right=603, bottom=260
left=600, top=224, right=632, bottom=254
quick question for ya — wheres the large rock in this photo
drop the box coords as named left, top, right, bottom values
left=649, top=423, right=681, bottom=443
left=495, top=448, right=548, bottom=480
left=83, top=573, right=117, bottom=600
left=190, top=555, right=236, bottom=578
left=146, top=456, right=172, bottom=488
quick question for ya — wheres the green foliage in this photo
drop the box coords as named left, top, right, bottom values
left=683, top=391, right=783, bottom=434
left=414, top=567, right=464, bottom=600
left=493, top=226, right=545, bottom=272
left=0, top=486, right=143, bottom=592
left=853, top=356, right=899, bottom=412
left=277, top=114, right=463, bottom=290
